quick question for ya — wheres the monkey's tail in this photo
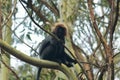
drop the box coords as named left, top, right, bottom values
left=36, top=67, right=42, bottom=80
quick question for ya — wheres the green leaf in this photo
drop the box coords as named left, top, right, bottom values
left=26, top=34, right=32, bottom=40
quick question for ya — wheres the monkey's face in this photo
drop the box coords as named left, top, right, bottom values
left=55, top=26, right=66, bottom=38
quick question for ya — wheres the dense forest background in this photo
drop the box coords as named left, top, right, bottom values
left=0, top=0, right=120, bottom=80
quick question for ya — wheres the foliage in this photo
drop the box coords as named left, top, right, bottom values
left=1, top=0, right=119, bottom=80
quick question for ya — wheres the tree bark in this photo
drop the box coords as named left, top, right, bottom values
left=0, top=1, right=12, bottom=80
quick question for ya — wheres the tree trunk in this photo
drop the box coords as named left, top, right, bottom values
left=0, top=0, right=12, bottom=80
left=60, top=0, right=94, bottom=80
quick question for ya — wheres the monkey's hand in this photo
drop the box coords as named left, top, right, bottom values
left=73, top=60, right=77, bottom=64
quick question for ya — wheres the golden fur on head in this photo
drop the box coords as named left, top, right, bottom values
left=52, top=22, right=68, bottom=36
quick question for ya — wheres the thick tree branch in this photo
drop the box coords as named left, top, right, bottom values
left=0, top=39, right=77, bottom=80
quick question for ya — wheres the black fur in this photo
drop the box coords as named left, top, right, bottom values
left=36, top=26, right=76, bottom=80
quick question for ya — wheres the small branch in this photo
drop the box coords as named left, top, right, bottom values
left=21, top=0, right=50, bottom=23
left=50, top=0, right=59, bottom=16
left=38, top=0, right=59, bottom=16
left=113, top=0, right=119, bottom=30
left=106, top=0, right=119, bottom=50
left=113, top=52, right=120, bottom=58
left=109, top=0, right=120, bottom=48
left=108, top=0, right=115, bottom=49
left=0, top=39, right=77, bottom=80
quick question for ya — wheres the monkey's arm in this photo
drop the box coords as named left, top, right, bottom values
left=39, top=37, right=51, bottom=56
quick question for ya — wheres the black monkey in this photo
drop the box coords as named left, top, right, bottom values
left=36, top=23, right=76, bottom=80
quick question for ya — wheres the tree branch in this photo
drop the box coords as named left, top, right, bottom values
left=0, top=39, right=77, bottom=80
left=87, top=0, right=108, bottom=50
left=109, top=0, right=119, bottom=48
left=38, top=0, right=59, bottom=16
left=113, top=0, right=119, bottom=31
left=21, top=0, right=50, bottom=23
left=87, top=1, right=115, bottom=79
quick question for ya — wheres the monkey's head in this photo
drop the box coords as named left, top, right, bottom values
left=52, top=23, right=67, bottom=39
